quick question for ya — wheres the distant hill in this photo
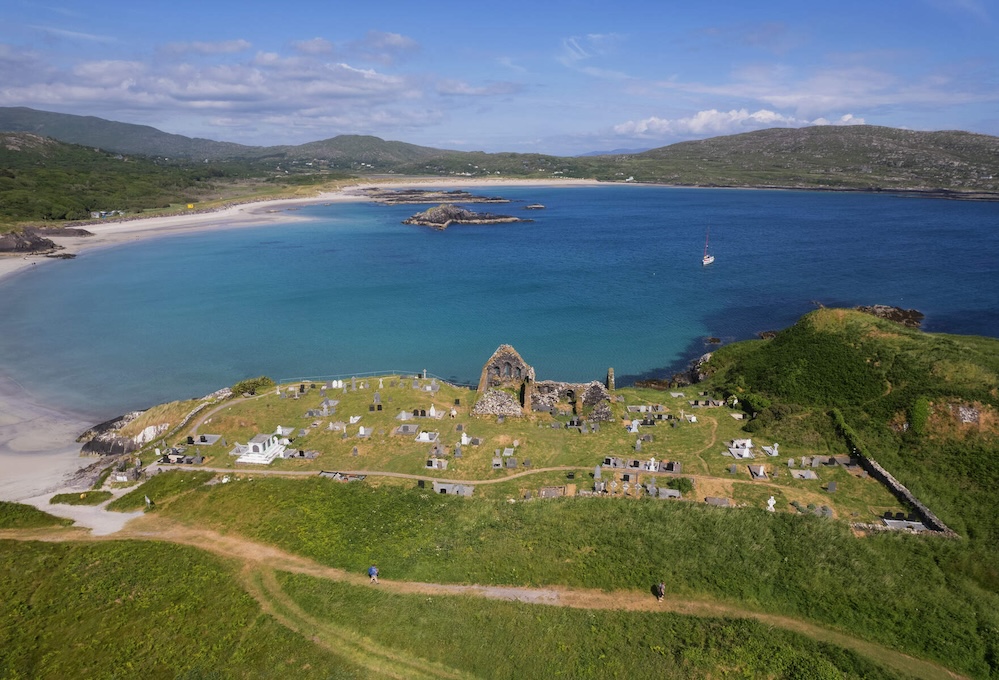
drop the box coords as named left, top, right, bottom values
left=2, top=107, right=998, bottom=195
left=631, top=125, right=999, bottom=193
left=0, top=107, right=256, bottom=159
left=576, top=147, right=651, bottom=156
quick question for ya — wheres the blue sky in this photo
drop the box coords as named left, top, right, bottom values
left=2, top=0, right=997, bottom=154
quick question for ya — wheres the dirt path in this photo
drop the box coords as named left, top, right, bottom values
left=1, top=519, right=966, bottom=680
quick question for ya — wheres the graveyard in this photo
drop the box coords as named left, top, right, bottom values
left=134, top=365, right=908, bottom=527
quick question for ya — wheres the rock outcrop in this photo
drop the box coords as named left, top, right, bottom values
left=855, top=305, right=924, bottom=328
left=403, top=203, right=529, bottom=230
left=0, top=230, right=58, bottom=254
left=77, top=411, right=145, bottom=456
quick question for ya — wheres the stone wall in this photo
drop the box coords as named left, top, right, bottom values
left=858, top=455, right=958, bottom=536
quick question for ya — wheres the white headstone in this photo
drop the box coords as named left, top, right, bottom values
left=766, top=496, right=776, bottom=512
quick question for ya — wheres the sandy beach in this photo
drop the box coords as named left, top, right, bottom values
left=0, top=177, right=600, bottom=504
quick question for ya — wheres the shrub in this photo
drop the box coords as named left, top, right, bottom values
left=231, top=376, right=275, bottom=396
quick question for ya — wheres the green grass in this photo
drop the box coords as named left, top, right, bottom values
left=0, top=540, right=365, bottom=679
left=105, top=470, right=216, bottom=512
left=160, top=477, right=999, bottom=677
left=0, top=501, right=73, bottom=529
left=279, top=572, right=907, bottom=679
left=49, top=491, right=113, bottom=506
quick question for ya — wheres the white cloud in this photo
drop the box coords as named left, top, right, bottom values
left=26, top=25, right=115, bottom=43
left=557, top=33, right=627, bottom=76
left=436, top=79, right=521, bottom=96
left=293, top=38, right=334, bottom=55
left=163, top=39, right=252, bottom=55
left=613, top=108, right=865, bottom=138
left=346, top=31, right=419, bottom=65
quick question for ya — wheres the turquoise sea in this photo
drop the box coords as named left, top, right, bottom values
left=1, top=184, right=997, bottom=421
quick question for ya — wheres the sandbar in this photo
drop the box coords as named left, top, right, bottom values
left=0, top=177, right=599, bottom=504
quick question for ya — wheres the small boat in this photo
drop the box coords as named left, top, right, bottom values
left=702, top=228, right=715, bottom=266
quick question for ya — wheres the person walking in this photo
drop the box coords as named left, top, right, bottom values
left=656, top=581, right=665, bottom=603
left=368, top=565, right=379, bottom=584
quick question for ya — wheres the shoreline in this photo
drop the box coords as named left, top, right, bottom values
left=0, top=177, right=600, bottom=502
left=0, top=177, right=601, bottom=285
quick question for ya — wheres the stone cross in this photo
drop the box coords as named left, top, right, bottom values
left=766, top=496, right=776, bottom=512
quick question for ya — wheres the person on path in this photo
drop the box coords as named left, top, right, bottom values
left=656, top=581, right=665, bottom=603
left=368, top=565, right=379, bottom=584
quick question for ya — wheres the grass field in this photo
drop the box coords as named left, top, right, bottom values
left=0, top=540, right=364, bottom=679
left=150, top=477, right=998, bottom=677
left=0, top=501, right=73, bottom=529
left=49, top=491, right=113, bottom=506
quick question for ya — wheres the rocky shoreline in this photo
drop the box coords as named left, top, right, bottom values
left=402, top=203, right=530, bottom=230
left=0, top=226, right=92, bottom=256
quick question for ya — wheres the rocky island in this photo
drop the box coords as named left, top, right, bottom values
left=402, top=203, right=530, bottom=230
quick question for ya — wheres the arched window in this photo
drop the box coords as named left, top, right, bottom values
left=515, top=366, right=522, bottom=379
left=503, top=362, right=512, bottom=377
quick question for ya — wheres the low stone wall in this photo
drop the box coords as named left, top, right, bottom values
left=858, top=455, right=958, bottom=537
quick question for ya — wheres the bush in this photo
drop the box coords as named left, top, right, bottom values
left=231, top=376, right=275, bottom=396
left=666, top=477, right=694, bottom=494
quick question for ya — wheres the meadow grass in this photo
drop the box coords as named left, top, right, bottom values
left=278, top=572, right=906, bottom=680
left=106, top=469, right=216, bottom=512
left=49, top=491, right=113, bottom=506
left=161, top=478, right=998, bottom=677
left=0, top=501, right=73, bottom=529
left=0, top=540, right=365, bottom=679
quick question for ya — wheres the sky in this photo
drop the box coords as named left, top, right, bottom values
left=2, top=0, right=997, bottom=155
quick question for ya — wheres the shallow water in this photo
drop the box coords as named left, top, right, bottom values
left=1, top=185, right=997, bottom=420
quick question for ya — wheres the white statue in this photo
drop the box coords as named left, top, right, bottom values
left=766, top=496, right=776, bottom=512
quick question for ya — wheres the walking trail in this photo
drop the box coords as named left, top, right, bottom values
left=0, top=517, right=965, bottom=680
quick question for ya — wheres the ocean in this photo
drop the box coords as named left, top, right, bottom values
left=1, top=184, right=997, bottom=421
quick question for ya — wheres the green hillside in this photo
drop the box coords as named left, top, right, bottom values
left=0, top=106, right=255, bottom=159
left=630, top=125, right=999, bottom=193
left=706, top=308, right=999, bottom=544
left=3, top=107, right=998, bottom=197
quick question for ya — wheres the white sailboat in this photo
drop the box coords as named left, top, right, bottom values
left=702, top=228, right=715, bottom=266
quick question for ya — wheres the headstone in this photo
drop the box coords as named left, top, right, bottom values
left=454, top=398, right=461, bottom=406
left=379, top=378, right=383, bottom=389
left=377, top=404, right=382, bottom=411
left=351, top=377, right=357, bottom=391
left=418, top=479, right=425, bottom=488
left=373, top=392, right=381, bottom=404
left=635, top=439, right=642, bottom=452
left=766, top=496, right=776, bottom=512
left=827, top=481, right=837, bottom=493
left=594, top=465, right=602, bottom=480
left=788, top=458, right=794, bottom=467
left=728, top=464, right=737, bottom=474
left=351, top=446, right=359, bottom=456
left=369, top=405, right=375, bottom=412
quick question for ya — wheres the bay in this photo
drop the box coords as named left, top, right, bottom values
left=1, top=184, right=997, bottom=421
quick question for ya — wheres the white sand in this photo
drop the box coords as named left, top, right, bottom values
left=0, top=177, right=599, bottom=504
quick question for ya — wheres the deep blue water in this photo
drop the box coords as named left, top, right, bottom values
left=1, top=184, right=997, bottom=420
